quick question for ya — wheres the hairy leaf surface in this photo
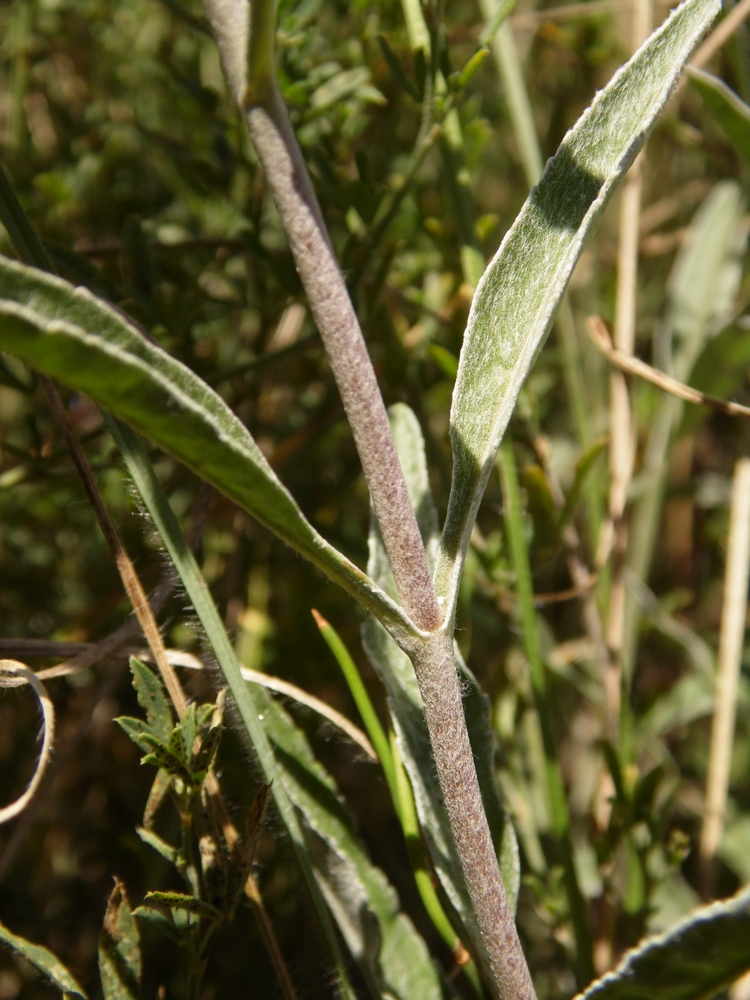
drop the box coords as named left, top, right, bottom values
left=576, top=886, right=750, bottom=1000
left=437, top=0, right=721, bottom=614
left=0, top=256, right=415, bottom=643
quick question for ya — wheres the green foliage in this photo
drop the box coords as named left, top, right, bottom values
left=0, top=919, right=88, bottom=998
left=577, top=886, right=750, bottom=1000
left=99, top=880, right=141, bottom=1000
left=2, top=0, right=750, bottom=998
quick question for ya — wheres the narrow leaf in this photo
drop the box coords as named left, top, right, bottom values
left=436, top=0, right=721, bottom=612
left=115, top=716, right=161, bottom=757
left=144, top=891, right=224, bottom=923
left=0, top=255, right=416, bottom=644
left=689, top=67, right=750, bottom=169
left=0, top=918, right=88, bottom=997
left=136, top=827, right=180, bottom=868
left=99, top=878, right=141, bottom=1000
left=575, top=885, right=750, bottom=1000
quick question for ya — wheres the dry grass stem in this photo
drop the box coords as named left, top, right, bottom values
left=589, top=316, right=750, bottom=418
left=699, top=457, right=750, bottom=897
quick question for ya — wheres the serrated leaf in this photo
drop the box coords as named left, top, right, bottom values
left=174, top=708, right=193, bottom=762
left=99, top=878, right=141, bottom=1000
left=128, top=657, right=172, bottom=742
left=0, top=255, right=417, bottom=645
left=0, top=918, right=88, bottom=997
left=257, top=688, right=445, bottom=1000
left=689, top=67, right=750, bottom=169
left=139, top=732, right=194, bottom=784
left=363, top=403, right=519, bottom=970
left=436, top=0, right=721, bottom=613
left=575, top=885, right=750, bottom=1000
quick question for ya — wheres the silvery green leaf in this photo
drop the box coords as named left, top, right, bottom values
left=575, top=886, right=750, bottom=1000
left=436, top=0, right=721, bottom=615
left=0, top=255, right=415, bottom=645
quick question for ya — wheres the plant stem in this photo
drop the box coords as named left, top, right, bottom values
left=205, top=4, right=538, bottom=994
left=411, top=631, right=537, bottom=1000
left=205, top=0, right=441, bottom=633
left=314, top=611, right=484, bottom=995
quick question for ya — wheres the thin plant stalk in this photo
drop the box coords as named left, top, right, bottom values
left=410, top=630, right=537, bottom=1000
left=699, top=457, right=750, bottom=898
left=498, top=440, right=594, bottom=989
left=209, top=0, right=440, bottom=634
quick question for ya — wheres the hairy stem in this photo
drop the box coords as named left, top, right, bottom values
left=205, top=0, right=440, bottom=632
left=411, top=633, right=536, bottom=1000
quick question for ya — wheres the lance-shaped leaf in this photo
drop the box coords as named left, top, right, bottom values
left=689, top=67, right=750, bottom=170
left=436, top=0, right=721, bottom=612
left=0, top=918, right=88, bottom=998
left=363, top=404, right=519, bottom=967
left=0, top=255, right=416, bottom=645
left=575, top=885, right=750, bottom=1000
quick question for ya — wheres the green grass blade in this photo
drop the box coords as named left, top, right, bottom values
left=0, top=255, right=416, bottom=644
left=436, top=0, right=721, bottom=615
left=312, top=610, right=398, bottom=803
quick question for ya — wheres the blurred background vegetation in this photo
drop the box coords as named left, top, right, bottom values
left=1, top=0, right=749, bottom=997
